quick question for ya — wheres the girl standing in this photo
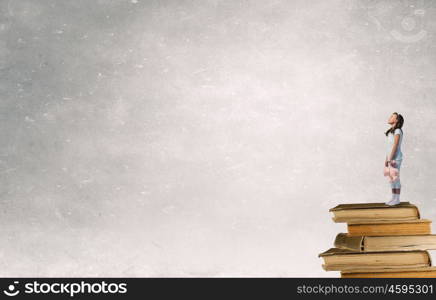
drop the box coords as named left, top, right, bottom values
left=385, top=112, right=404, bottom=206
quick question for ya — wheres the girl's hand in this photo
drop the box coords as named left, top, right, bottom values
left=390, top=160, right=397, bottom=168
left=385, top=160, right=389, bottom=167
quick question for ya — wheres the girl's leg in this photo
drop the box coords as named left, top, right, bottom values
left=387, top=183, right=400, bottom=205
left=391, top=160, right=402, bottom=202
left=393, top=187, right=400, bottom=199
left=386, top=160, right=402, bottom=205
left=395, top=160, right=402, bottom=201
left=390, top=187, right=396, bottom=200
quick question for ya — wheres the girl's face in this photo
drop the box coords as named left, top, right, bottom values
left=388, top=114, right=397, bottom=125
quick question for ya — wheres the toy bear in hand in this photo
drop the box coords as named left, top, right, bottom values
left=384, top=161, right=399, bottom=183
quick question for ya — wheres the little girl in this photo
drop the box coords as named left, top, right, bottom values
left=384, top=112, right=404, bottom=206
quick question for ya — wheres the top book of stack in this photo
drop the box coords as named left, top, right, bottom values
left=329, top=202, right=420, bottom=224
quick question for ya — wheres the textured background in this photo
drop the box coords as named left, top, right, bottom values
left=1, top=0, right=436, bottom=277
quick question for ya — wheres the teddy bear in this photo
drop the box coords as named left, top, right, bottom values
left=383, top=162, right=400, bottom=183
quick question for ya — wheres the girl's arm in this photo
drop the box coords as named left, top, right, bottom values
left=388, top=134, right=401, bottom=162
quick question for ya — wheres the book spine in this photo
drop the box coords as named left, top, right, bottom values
left=426, top=250, right=432, bottom=266
left=334, top=233, right=363, bottom=252
left=415, top=206, right=421, bottom=219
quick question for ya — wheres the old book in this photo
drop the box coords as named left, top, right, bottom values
left=347, top=219, right=431, bottom=236
left=318, top=248, right=431, bottom=272
left=341, top=266, right=436, bottom=278
left=334, top=233, right=436, bottom=252
left=329, top=202, right=420, bottom=223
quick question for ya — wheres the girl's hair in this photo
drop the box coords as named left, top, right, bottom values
left=385, top=112, right=404, bottom=136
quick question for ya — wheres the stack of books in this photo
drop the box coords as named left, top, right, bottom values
left=319, top=202, right=436, bottom=278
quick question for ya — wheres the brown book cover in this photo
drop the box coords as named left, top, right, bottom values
left=347, top=219, right=431, bottom=236
left=318, top=248, right=432, bottom=272
left=330, top=202, right=416, bottom=211
left=329, top=202, right=420, bottom=223
left=334, top=233, right=436, bottom=252
left=341, top=266, right=436, bottom=278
